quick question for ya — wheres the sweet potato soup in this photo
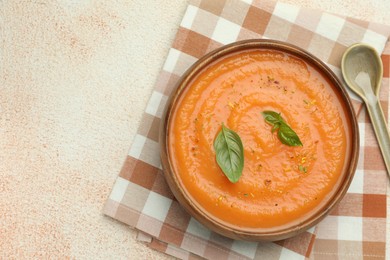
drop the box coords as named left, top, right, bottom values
left=168, top=49, right=350, bottom=229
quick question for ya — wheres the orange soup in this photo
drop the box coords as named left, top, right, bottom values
left=168, top=49, right=350, bottom=229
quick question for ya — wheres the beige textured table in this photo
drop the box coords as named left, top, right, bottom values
left=1, top=0, right=389, bottom=259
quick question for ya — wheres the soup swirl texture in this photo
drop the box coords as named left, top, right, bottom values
left=169, top=50, right=349, bottom=229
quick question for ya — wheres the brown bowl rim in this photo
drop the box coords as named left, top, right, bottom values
left=160, top=39, right=359, bottom=241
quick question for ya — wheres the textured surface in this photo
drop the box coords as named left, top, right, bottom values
left=104, top=0, right=390, bottom=259
left=1, top=0, right=389, bottom=259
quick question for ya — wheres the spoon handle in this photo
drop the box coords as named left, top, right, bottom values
left=366, top=100, right=390, bottom=176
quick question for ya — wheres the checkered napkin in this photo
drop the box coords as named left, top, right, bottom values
left=103, top=0, right=390, bottom=259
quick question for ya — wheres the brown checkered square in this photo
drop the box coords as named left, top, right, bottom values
left=154, top=71, right=180, bottom=96
left=118, top=156, right=137, bottom=180
left=173, top=27, right=191, bottom=52
left=208, top=232, right=233, bottom=248
left=242, top=6, right=272, bottom=35
left=199, top=0, right=226, bottom=16
left=221, top=0, right=251, bottom=26
left=346, top=17, right=369, bottom=29
left=294, top=8, right=322, bottom=32
left=251, top=0, right=276, bottom=12
left=276, top=231, right=315, bottom=257
left=237, top=27, right=262, bottom=41
left=137, top=214, right=163, bottom=237
left=181, top=233, right=207, bottom=255
left=159, top=224, right=185, bottom=246
left=163, top=201, right=191, bottom=230
left=287, top=24, right=314, bottom=50
left=364, top=120, right=379, bottom=147
left=191, top=8, right=220, bottom=37
left=363, top=146, right=386, bottom=171
left=327, top=42, right=347, bottom=67
left=156, top=95, right=168, bottom=119
left=363, top=170, right=387, bottom=194
left=337, top=21, right=365, bottom=47
left=115, top=202, right=141, bottom=226
left=148, top=238, right=168, bottom=254
left=307, top=35, right=335, bottom=64
left=151, top=171, right=175, bottom=198
left=148, top=238, right=204, bottom=260
left=382, top=54, right=389, bottom=78
left=167, top=242, right=204, bottom=260
left=165, top=74, right=181, bottom=97
left=337, top=241, right=362, bottom=259
left=380, top=82, right=389, bottom=102
left=312, top=239, right=339, bottom=259
left=103, top=199, right=119, bottom=217
left=203, top=242, right=231, bottom=259
left=263, top=15, right=292, bottom=41
left=138, top=113, right=160, bottom=142
left=121, top=181, right=151, bottom=211
left=368, top=22, right=390, bottom=35
left=129, top=159, right=159, bottom=190
left=204, top=39, right=224, bottom=54
left=331, top=193, right=362, bottom=217
left=362, top=217, right=386, bottom=242
left=254, top=243, right=283, bottom=259
left=172, top=51, right=198, bottom=76
left=379, top=78, right=389, bottom=98
left=362, top=194, right=386, bottom=218
left=362, top=241, right=386, bottom=259
left=379, top=100, right=389, bottom=121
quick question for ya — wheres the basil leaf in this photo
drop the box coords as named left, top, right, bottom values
left=214, top=123, right=244, bottom=183
left=277, top=123, right=303, bottom=146
left=271, top=123, right=280, bottom=133
left=262, top=110, right=303, bottom=147
left=263, top=111, right=283, bottom=125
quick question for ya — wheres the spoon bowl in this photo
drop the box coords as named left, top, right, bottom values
left=341, top=43, right=390, bottom=176
left=342, top=44, right=383, bottom=99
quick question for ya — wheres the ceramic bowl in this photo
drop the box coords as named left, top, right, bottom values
left=160, top=39, right=359, bottom=241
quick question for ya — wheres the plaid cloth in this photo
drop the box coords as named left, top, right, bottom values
left=103, top=0, right=390, bottom=259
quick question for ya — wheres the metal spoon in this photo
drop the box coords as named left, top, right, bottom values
left=341, top=43, right=390, bottom=176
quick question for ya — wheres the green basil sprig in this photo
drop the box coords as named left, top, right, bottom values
left=213, top=123, right=244, bottom=183
left=262, top=110, right=303, bottom=147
